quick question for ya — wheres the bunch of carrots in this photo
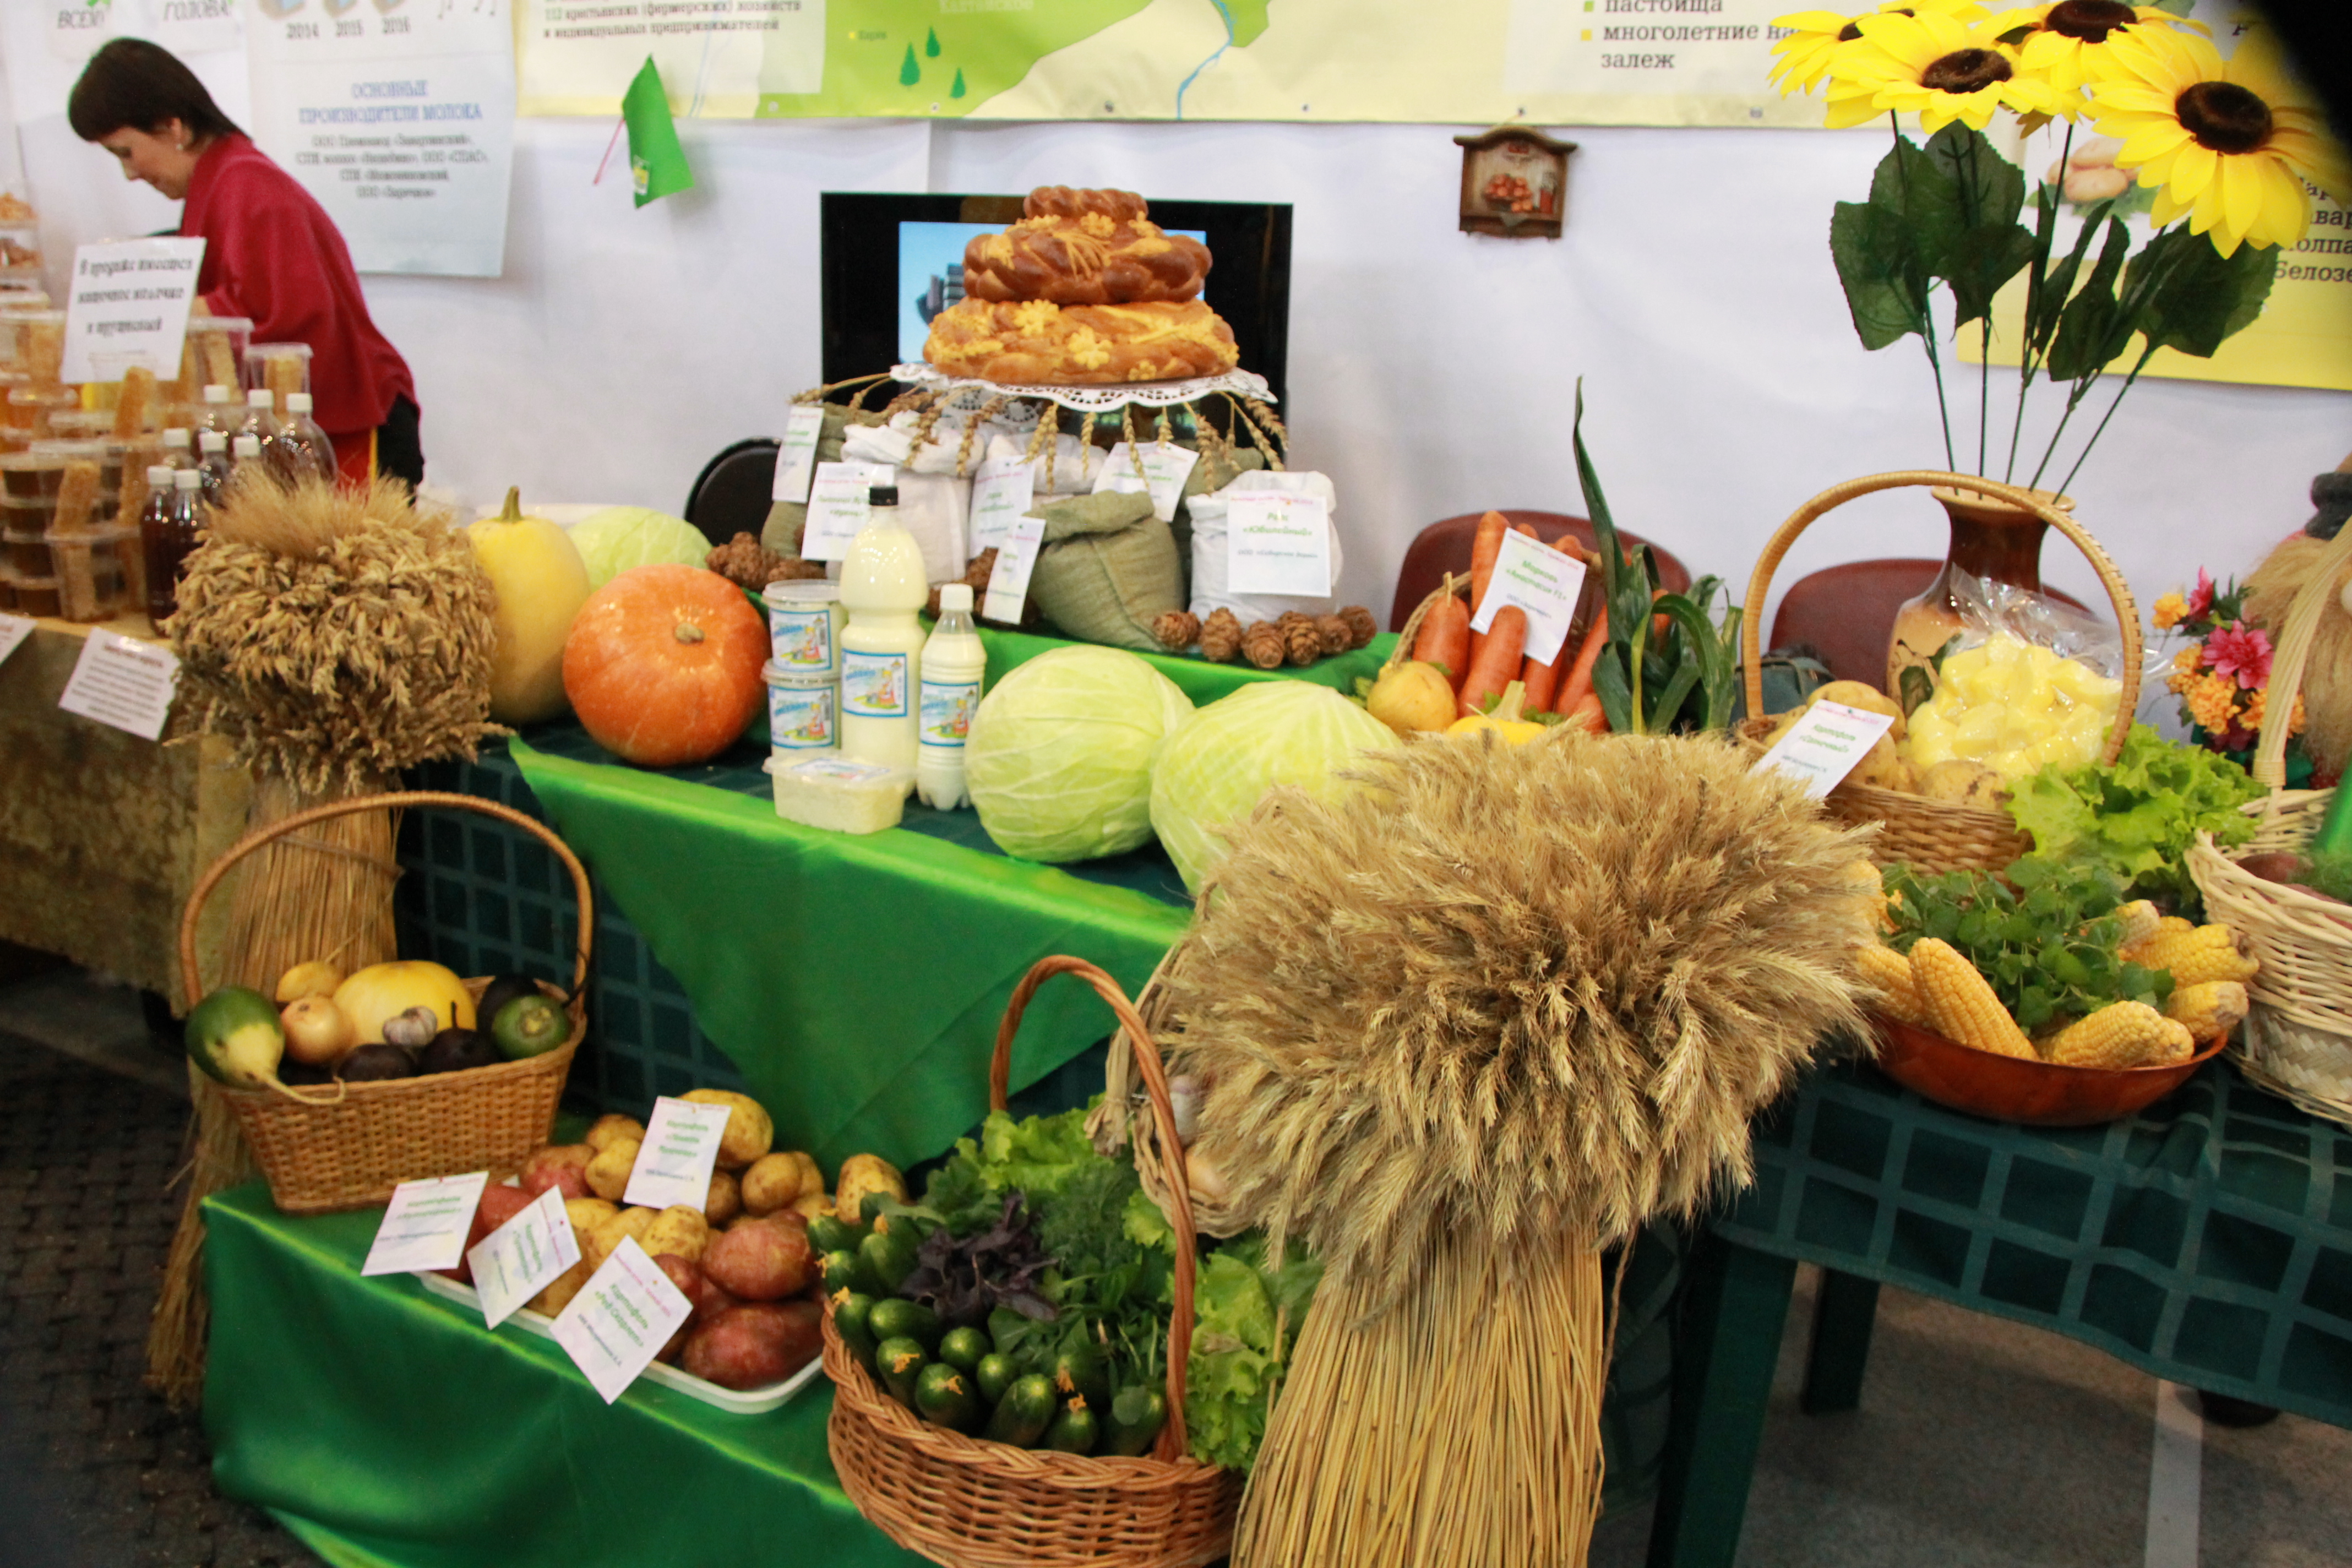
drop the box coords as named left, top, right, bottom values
left=1408, top=510, right=1613, bottom=732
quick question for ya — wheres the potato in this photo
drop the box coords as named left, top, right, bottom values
left=1916, top=758, right=2006, bottom=808
left=789, top=1151, right=824, bottom=1204
left=791, top=1192, right=834, bottom=1219
left=1847, top=733, right=1910, bottom=792
left=705, top=1168, right=742, bottom=1227
left=641, top=1205, right=711, bottom=1265
left=584, top=1137, right=641, bottom=1202
left=681, top=1301, right=822, bottom=1391
left=563, top=1197, right=619, bottom=1234
left=436, top=1184, right=533, bottom=1283
left=585, top=1206, right=657, bottom=1273
left=688, top=1268, right=740, bottom=1322
left=739, top=1152, right=805, bottom=1217
left=531, top=1259, right=590, bottom=1316
left=520, top=1144, right=594, bottom=1201
left=833, top=1154, right=907, bottom=1226
left=651, top=1253, right=704, bottom=1362
left=585, top=1113, right=647, bottom=1153
left=701, top=1213, right=815, bottom=1301
left=1808, top=679, right=1905, bottom=740
left=679, top=1089, right=774, bottom=1170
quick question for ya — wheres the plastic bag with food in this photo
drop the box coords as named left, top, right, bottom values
left=1905, top=572, right=2124, bottom=785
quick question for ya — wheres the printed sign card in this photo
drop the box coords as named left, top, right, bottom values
left=0, top=614, right=33, bottom=668
left=771, top=404, right=826, bottom=504
left=57, top=632, right=182, bottom=741
left=1223, top=491, right=1335, bottom=598
left=620, top=1097, right=732, bottom=1211
left=800, top=461, right=894, bottom=562
left=549, top=1238, right=695, bottom=1404
left=361, top=1172, right=489, bottom=1277
left=1468, top=530, right=1588, bottom=667
left=982, top=510, right=1049, bottom=624
left=967, top=454, right=1036, bottom=553
left=1091, top=443, right=1200, bottom=524
left=1750, top=701, right=1900, bottom=798
left=60, top=237, right=206, bottom=384
left=470, top=1186, right=582, bottom=1329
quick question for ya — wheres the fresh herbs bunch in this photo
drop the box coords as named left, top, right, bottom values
left=902, top=1193, right=1057, bottom=1327
left=1882, top=858, right=2169, bottom=1030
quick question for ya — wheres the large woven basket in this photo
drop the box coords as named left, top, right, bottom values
left=2188, top=521, right=2352, bottom=1127
left=823, top=955, right=1241, bottom=1568
left=178, top=790, right=594, bottom=1215
left=1738, top=471, right=2142, bottom=873
left=1088, top=939, right=1247, bottom=1240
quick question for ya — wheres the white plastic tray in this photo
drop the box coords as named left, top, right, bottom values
left=416, top=1271, right=825, bottom=1414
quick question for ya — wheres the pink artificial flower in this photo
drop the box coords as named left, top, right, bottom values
left=2203, top=622, right=2273, bottom=690
left=2185, top=568, right=2216, bottom=622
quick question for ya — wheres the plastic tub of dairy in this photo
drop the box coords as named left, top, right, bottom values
left=762, top=580, right=842, bottom=677
left=763, top=662, right=837, bottom=753
left=765, top=755, right=911, bottom=834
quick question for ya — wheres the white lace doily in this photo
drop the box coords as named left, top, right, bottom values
left=889, top=363, right=1276, bottom=412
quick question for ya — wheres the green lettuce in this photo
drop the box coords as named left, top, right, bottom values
left=2006, top=725, right=2263, bottom=919
left=1183, top=1234, right=1320, bottom=1472
left=923, top=1105, right=1103, bottom=1235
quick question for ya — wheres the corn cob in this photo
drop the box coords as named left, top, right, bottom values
left=1910, top=938, right=2037, bottom=1059
left=2044, top=1002, right=2195, bottom=1069
left=2127, top=923, right=2259, bottom=987
left=2164, top=980, right=2248, bottom=1041
left=2110, top=900, right=2163, bottom=949
left=2120, top=916, right=2193, bottom=964
left=1856, top=943, right=1925, bottom=1026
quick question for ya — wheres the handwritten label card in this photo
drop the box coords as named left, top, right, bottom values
left=0, top=614, right=32, bottom=668
left=1469, top=531, right=1588, bottom=666
left=771, top=404, right=827, bottom=504
left=1750, top=701, right=1899, bottom=798
left=470, top=1186, right=581, bottom=1329
left=800, top=461, right=895, bottom=562
left=361, top=1172, right=489, bottom=1277
left=549, top=1238, right=695, bottom=1404
left=57, top=631, right=181, bottom=742
left=982, top=510, right=1048, bottom=624
left=61, top=237, right=207, bottom=384
left=1091, top=442, right=1200, bottom=523
left=1224, top=491, right=1335, bottom=597
left=967, top=454, right=1036, bottom=553
left=620, top=1096, right=732, bottom=1211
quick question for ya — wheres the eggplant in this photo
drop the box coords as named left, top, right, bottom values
left=338, top=1043, right=417, bottom=1082
left=417, top=1027, right=502, bottom=1075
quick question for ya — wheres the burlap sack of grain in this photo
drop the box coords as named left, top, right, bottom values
left=1027, top=489, right=1183, bottom=654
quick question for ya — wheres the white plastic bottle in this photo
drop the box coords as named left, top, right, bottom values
left=916, top=583, right=987, bottom=810
left=837, top=484, right=928, bottom=772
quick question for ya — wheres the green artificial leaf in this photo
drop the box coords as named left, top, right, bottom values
left=1898, top=663, right=1936, bottom=717
left=2130, top=225, right=2279, bottom=358
left=1921, top=125, right=2035, bottom=325
left=2044, top=214, right=2135, bottom=380
left=2027, top=195, right=2115, bottom=358
left=1872, top=130, right=1967, bottom=267
left=1831, top=198, right=1933, bottom=350
left=1945, top=221, right=2040, bottom=328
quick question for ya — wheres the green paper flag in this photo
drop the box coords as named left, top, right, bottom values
left=622, top=56, right=692, bottom=208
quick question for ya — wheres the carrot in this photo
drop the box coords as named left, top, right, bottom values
left=1411, top=590, right=1472, bottom=686
left=1520, top=648, right=1561, bottom=715
left=1468, top=510, right=1508, bottom=617
left=1652, top=586, right=1672, bottom=643
left=1555, top=604, right=1611, bottom=717
left=1564, top=692, right=1605, bottom=734
left=1458, top=605, right=1527, bottom=718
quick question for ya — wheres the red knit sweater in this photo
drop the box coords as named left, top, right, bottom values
left=179, top=134, right=415, bottom=438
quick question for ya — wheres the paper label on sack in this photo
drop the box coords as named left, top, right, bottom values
left=982, top=510, right=1048, bottom=624
left=1750, top=701, right=1899, bottom=799
left=800, top=462, right=895, bottom=562
left=470, top=1186, right=581, bottom=1329
left=771, top=404, right=826, bottom=504
left=967, top=455, right=1036, bottom=552
left=57, top=632, right=181, bottom=742
left=61, top=237, right=206, bottom=384
left=621, top=1097, right=732, bottom=1211
left=1224, top=491, right=1335, bottom=598
left=549, top=1238, right=695, bottom=1404
left=1091, top=443, right=1199, bottom=524
left=361, top=1172, right=490, bottom=1277
left=1469, top=531, right=1587, bottom=667
left=0, top=615, right=33, bottom=667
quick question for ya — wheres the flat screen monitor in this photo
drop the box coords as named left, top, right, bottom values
left=821, top=193, right=1293, bottom=415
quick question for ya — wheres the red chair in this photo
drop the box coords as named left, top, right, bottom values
left=1768, top=559, right=2091, bottom=687
left=1387, top=510, right=1694, bottom=631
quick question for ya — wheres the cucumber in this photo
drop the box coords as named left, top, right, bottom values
left=807, top=1213, right=866, bottom=1255
left=875, top=1336, right=928, bottom=1411
left=914, top=1362, right=981, bottom=1433
left=831, top=1291, right=879, bottom=1374
left=938, top=1326, right=990, bottom=1375
left=1104, top=1384, right=1167, bottom=1457
left=868, top=1298, right=941, bottom=1352
left=821, top=1249, right=861, bottom=1295
left=983, top=1373, right=1057, bottom=1449
left=1048, top=1345, right=1112, bottom=1417
left=1042, top=1396, right=1099, bottom=1456
left=856, top=1227, right=920, bottom=1297
left=973, top=1352, right=1017, bottom=1408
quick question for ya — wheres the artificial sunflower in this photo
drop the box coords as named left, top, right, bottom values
left=1828, top=9, right=2061, bottom=132
left=1991, top=1, right=2202, bottom=98
left=1769, top=1, right=1989, bottom=97
left=2088, top=28, right=2351, bottom=256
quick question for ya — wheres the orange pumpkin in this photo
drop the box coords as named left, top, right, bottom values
left=562, top=564, right=767, bottom=767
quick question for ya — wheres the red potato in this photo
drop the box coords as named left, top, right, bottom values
left=690, top=1270, right=742, bottom=1322
left=652, top=1252, right=704, bottom=1363
left=519, top=1145, right=595, bottom=1201
left=682, top=1301, right=823, bottom=1391
left=433, top=1183, right=540, bottom=1283
left=701, top=1213, right=815, bottom=1301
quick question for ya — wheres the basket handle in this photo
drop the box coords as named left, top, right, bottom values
left=2246, top=521, right=2352, bottom=791
left=990, top=955, right=1201, bottom=1464
left=177, top=790, right=595, bottom=1012
left=1738, top=471, right=2143, bottom=766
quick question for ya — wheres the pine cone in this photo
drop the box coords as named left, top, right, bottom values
left=1285, top=619, right=1322, bottom=666
left=1153, top=610, right=1202, bottom=651
left=1315, top=615, right=1351, bottom=656
left=1242, top=620, right=1286, bottom=670
left=1201, top=607, right=1244, bottom=663
left=1338, top=605, right=1378, bottom=649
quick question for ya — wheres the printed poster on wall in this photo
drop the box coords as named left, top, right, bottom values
left=245, top=0, right=516, bottom=278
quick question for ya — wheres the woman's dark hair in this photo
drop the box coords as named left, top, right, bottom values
left=68, top=39, right=242, bottom=144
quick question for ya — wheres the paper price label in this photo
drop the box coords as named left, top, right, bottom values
left=549, top=1238, right=695, bottom=1404
left=470, top=1186, right=581, bottom=1328
left=1468, top=531, right=1587, bottom=667
left=1750, top=701, right=1900, bottom=799
left=967, top=455, right=1036, bottom=552
left=620, top=1097, right=733, bottom=1211
left=800, top=461, right=894, bottom=562
left=771, top=404, right=827, bottom=504
left=58, top=631, right=181, bottom=742
left=1223, top=491, right=1335, bottom=598
left=1092, top=443, right=1200, bottom=524
left=982, top=510, right=1048, bottom=624
left=361, top=1172, right=489, bottom=1277
left=0, top=614, right=32, bottom=667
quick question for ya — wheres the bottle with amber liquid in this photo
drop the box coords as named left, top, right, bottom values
left=141, top=466, right=203, bottom=625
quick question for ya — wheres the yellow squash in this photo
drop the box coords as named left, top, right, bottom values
left=333, top=960, right=475, bottom=1044
left=1446, top=679, right=1547, bottom=745
left=467, top=488, right=594, bottom=726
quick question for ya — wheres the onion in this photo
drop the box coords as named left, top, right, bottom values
left=279, top=995, right=355, bottom=1066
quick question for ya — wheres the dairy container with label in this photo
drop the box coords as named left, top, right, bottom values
left=763, top=579, right=842, bottom=677
left=915, top=583, right=986, bottom=810
left=836, top=486, right=927, bottom=771
left=763, top=662, right=838, bottom=754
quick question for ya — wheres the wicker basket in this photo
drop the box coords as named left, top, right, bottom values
left=1737, top=471, right=2142, bottom=874
left=823, top=955, right=1241, bottom=1568
left=177, top=790, right=594, bottom=1215
left=2188, top=522, right=2352, bottom=1128
left=1087, top=941, right=1248, bottom=1241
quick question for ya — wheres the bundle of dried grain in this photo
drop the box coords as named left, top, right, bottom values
left=1157, top=729, right=1879, bottom=1568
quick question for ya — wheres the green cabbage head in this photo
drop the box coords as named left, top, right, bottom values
left=567, top=506, right=711, bottom=590
left=965, top=647, right=1194, bottom=863
left=1151, top=681, right=1400, bottom=895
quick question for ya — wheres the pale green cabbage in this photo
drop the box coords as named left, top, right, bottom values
left=965, top=647, right=1194, bottom=863
left=567, top=506, right=710, bottom=589
left=1150, top=682, right=1400, bottom=895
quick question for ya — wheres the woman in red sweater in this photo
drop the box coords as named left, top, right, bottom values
left=68, top=39, right=423, bottom=488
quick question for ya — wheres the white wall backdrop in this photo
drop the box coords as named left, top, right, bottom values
left=18, top=111, right=2351, bottom=654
